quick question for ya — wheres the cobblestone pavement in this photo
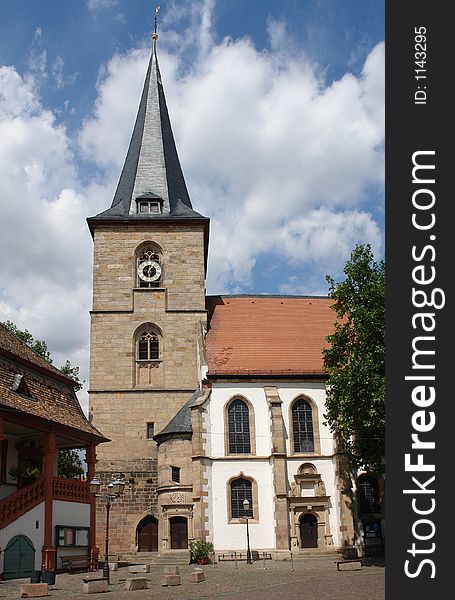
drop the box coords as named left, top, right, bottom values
left=0, top=557, right=385, bottom=600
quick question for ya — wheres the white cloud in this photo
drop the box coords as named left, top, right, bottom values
left=52, top=55, right=65, bottom=89
left=0, top=66, right=97, bottom=411
left=0, top=3, right=384, bottom=410
left=87, top=0, right=119, bottom=11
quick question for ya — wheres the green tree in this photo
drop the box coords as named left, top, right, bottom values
left=60, top=359, right=84, bottom=391
left=3, top=320, right=52, bottom=362
left=2, top=321, right=84, bottom=390
left=57, top=449, right=84, bottom=479
left=323, top=244, right=385, bottom=474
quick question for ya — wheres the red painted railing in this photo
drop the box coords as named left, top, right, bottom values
left=0, top=477, right=45, bottom=529
left=52, top=477, right=91, bottom=503
left=0, top=476, right=92, bottom=529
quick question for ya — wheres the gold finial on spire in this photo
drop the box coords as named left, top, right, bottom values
left=152, top=5, right=160, bottom=43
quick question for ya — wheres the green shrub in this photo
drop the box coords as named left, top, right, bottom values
left=189, top=539, right=214, bottom=559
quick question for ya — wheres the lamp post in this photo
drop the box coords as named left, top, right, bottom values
left=242, top=498, right=252, bottom=564
left=90, top=474, right=126, bottom=583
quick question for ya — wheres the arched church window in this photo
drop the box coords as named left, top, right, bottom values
left=230, top=477, right=253, bottom=519
left=358, top=475, right=381, bottom=514
left=137, top=330, right=160, bottom=361
left=137, top=248, right=162, bottom=288
left=292, top=399, right=314, bottom=453
left=228, top=399, right=251, bottom=454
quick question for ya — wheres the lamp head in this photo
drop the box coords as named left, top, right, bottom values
left=89, top=477, right=101, bottom=495
left=111, top=475, right=126, bottom=496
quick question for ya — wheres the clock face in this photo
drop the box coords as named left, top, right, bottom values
left=138, top=260, right=162, bottom=282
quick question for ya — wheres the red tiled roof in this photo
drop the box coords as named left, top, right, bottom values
left=0, top=324, right=107, bottom=441
left=205, top=296, right=335, bottom=376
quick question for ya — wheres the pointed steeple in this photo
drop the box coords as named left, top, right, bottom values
left=88, top=21, right=206, bottom=230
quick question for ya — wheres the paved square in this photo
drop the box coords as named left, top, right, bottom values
left=0, top=557, right=384, bottom=600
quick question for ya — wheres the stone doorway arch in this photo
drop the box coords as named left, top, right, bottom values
left=169, top=516, right=188, bottom=549
left=137, top=516, right=158, bottom=552
left=299, top=513, right=318, bottom=548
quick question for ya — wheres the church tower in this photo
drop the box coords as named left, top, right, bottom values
left=87, top=27, right=209, bottom=555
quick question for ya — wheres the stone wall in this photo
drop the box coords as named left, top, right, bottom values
left=94, top=459, right=158, bottom=553
left=89, top=222, right=207, bottom=554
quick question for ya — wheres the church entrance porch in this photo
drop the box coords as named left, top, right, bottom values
left=137, top=516, right=158, bottom=552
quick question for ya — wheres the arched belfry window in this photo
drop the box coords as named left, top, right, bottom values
left=228, top=399, right=251, bottom=454
left=358, top=475, right=381, bottom=514
left=292, top=398, right=314, bottom=453
left=136, top=247, right=162, bottom=288
left=138, top=331, right=159, bottom=360
left=230, top=477, right=253, bottom=519
left=137, top=329, right=160, bottom=361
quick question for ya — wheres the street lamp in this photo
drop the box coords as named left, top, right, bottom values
left=242, top=498, right=252, bottom=564
left=90, top=474, right=126, bottom=583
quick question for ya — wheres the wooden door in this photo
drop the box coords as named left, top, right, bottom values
left=300, top=514, right=318, bottom=548
left=169, top=516, right=188, bottom=549
left=3, top=535, right=35, bottom=580
left=138, top=516, right=158, bottom=552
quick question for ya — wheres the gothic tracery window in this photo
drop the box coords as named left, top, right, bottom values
left=137, top=330, right=160, bottom=361
left=230, top=477, right=253, bottom=519
left=292, top=398, right=314, bottom=453
left=358, top=475, right=381, bottom=514
left=228, top=399, right=251, bottom=454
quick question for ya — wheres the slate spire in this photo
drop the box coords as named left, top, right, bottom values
left=88, top=21, right=205, bottom=226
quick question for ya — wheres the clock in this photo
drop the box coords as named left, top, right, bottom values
left=138, top=260, right=162, bottom=282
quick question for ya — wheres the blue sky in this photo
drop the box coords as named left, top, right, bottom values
left=0, top=0, right=384, bottom=410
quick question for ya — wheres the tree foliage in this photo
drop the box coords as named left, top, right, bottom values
left=57, top=449, right=84, bottom=479
left=60, top=359, right=84, bottom=391
left=3, top=320, right=52, bottom=362
left=323, top=244, right=385, bottom=474
left=2, top=321, right=84, bottom=390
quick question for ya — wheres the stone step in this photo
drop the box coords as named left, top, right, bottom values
left=120, top=551, right=190, bottom=566
left=154, top=552, right=190, bottom=566
left=121, top=552, right=157, bottom=561
left=291, top=549, right=342, bottom=559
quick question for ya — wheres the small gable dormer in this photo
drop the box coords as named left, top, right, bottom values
left=136, top=193, right=163, bottom=215
left=11, top=373, right=32, bottom=398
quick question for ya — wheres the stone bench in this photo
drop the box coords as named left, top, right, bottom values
left=82, top=576, right=109, bottom=594
left=20, top=583, right=49, bottom=598
left=128, top=564, right=150, bottom=573
left=335, top=560, right=362, bottom=571
left=191, top=568, right=205, bottom=583
left=125, top=577, right=148, bottom=591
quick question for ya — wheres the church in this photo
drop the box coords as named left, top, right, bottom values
left=87, top=28, right=384, bottom=561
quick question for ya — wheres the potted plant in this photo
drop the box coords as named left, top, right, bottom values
left=189, top=540, right=214, bottom=565
left=9, top=464, right=41, bottom=486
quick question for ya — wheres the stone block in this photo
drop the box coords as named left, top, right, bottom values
left=82, top=578, right=109, bottom=594
left=190, top=571, right=205, bottom=583
left=125, top=578, right=148, bottom=590
left=160, top=574, right=181, bottom=586
left=163, top=565, right=179, bottom=575
left=128, top=564, right=150, bottom=573
left=337, top=560, right=362, bottom=571
left=20, top=583, right=49, bottom=598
